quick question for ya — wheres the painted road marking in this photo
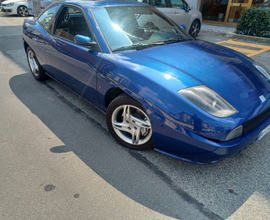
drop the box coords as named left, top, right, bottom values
left=216, top=39, right=270, bottom=57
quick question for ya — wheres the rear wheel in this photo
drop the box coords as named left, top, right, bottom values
left=106, top=94, right=153, bottom=150
left=17, top=5, right=28, bottom=17
left=27, top=47, right=47, bottom=81
left=189, top=20, right=200, bottom=37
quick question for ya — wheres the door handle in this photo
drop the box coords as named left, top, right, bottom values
left=173, top=11, right=179, bottom=14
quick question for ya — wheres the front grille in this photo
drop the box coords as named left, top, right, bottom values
left=1, top=9, right=12, bottom=12
left=243, top=106, right=270, bottom=134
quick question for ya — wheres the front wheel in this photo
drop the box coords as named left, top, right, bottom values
left=189, top=20, right=200, bottom=38
left=27, top=47, right=47, bottom=81
left=17, top=5, right=29, bottom=17
left=106, top=94, right=153, bottom=150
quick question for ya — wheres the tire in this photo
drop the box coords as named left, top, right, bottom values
left=26, top=47, right=47, bottom=81
left=189, top=20, right=200, bottom=38
left=106, top=94, right=153, bottom=150
left=17, top=5, right=29, bottom=17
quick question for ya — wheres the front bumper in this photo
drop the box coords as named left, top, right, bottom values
left=0, top=6, right=14, bottom=14
left=151, top=109, right=270, bottom=164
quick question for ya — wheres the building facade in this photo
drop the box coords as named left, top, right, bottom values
left=187, top=0, right=268, bottom=26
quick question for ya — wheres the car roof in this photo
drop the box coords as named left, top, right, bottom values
left=55, top=0, right=145, bottom=8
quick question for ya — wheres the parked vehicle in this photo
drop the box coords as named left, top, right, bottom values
left=27, top=0, right=52, bottom=16
left=139, top=0, right=202, bottom=37
left=0, top=0, right=28, bottom=16
left=22, top=0, right=270, bottom=164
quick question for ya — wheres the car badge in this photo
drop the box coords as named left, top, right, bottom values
left=259, top=95, right=266, bottom=103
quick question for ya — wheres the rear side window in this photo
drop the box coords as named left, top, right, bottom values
left=38, top=5, right=59, bottom=31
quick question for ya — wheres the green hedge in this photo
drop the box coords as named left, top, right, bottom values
left=236, top=7, right=270, bottom=38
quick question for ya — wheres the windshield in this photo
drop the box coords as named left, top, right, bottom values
left=92, top=5, right=191, bottom=52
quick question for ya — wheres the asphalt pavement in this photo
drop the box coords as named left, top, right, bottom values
left=0, top=15, right=270, bottom=220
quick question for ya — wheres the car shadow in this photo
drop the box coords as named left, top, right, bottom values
left=9, top=71, right=270, bottom=220
left=0, top=14, right=32, bottom=17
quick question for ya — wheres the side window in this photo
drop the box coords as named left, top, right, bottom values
left=153, top=0, right=167, bottom=7
left=38, top=5, right=59, bottom=32
left=54, top=7, right=91, bottom=42
left=170, top=0, right=184, bottom=9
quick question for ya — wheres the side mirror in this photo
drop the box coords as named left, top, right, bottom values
left=75, top=35, right=97, bottom=46
left=180, top=25, right=186, bottom=30
left=185, top=4, right=191, bottom=12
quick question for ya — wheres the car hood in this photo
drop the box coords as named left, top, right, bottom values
left=114, top=39, right=270, bottom=121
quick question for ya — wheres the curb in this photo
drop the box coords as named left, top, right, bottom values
left=200, top=29, right=270, bottom=44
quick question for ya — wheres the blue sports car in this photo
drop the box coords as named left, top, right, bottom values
left=22, top=0, right=270, bottom=164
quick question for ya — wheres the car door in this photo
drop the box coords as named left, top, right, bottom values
left=150, top=0, right=175, bottom=20
left=166, top=0, right=192, bottom=28
left=45, top=5, right=102, bottom=106
left=30, top=4, right=60, bottom=72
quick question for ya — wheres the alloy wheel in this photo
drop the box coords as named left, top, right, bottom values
left=18, top=6, right=28, bottom=17
left=28, top=50, right=39, bottom=77
left=111, top=104, right=152, bottom=145
left=190, top=21, right=200, bottom=37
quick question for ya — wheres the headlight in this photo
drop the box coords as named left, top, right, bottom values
left=178, top=85, right=238, bottom=117
left=253, top=61, right=270, bottom=81
left=6, top=2, right=14, bottom=6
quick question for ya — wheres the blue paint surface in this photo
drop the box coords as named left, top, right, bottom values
left=22, top=0, right=270, bottom=163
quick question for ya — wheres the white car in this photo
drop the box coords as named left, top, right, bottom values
left=27, top=0, right=52, bottom=17
left=140, top=0, right=202, bottom=37
left=0, top=0, right=29, bottom=16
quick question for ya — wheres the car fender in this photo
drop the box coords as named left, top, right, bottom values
left=189, top=9, right=202, bottom=30
left=97, top=53, right=239, bottom=142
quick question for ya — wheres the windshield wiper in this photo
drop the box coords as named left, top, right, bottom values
left=113, top=43, right=151, bottom=52
left=161, top=38, right=191, bottom=45
left=147, top=38, right=190, bottom=47
left=112, top=38, right=190, bottom=52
